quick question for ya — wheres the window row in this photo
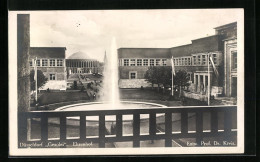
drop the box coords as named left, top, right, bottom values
left=30, top=59, right=64, bottom=67
left=122, top=59, right=167, bottom=66
left=120, top=54, right=219, bottom=67
left=192, top=53, right=218, bottom=65
left=173, top=57, right=192, bottom=66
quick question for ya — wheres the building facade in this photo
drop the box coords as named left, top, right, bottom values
left=214, top=23, right=237, bottom=97
left=118, top=22, right=237, bottom=99
left=66, top=51, right=102, bottom=75
left=29, top=47, right=67, bottom=90
left=118, top=48, right=171, bottom=88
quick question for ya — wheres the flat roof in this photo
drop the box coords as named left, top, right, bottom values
left=30, top=47, right=66, bottom=58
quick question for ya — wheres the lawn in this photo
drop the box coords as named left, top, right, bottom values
left=35, top=88, right=207, bottom=110
left=37, top=91, right=90, bottom=106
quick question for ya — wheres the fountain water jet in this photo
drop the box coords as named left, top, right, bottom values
left=100, top=37, right=121, bottom=108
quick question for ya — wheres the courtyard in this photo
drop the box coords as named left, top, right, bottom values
left=27, top=88, right=237, bottom=148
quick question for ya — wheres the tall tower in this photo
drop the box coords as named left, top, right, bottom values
left=103, top=50, right=107, bottom=64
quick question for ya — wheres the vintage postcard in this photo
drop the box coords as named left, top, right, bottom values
left=9, top=9, right=244, bottom=156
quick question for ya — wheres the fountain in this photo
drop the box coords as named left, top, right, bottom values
left=50, top=38, right=169, bottom=147
left=100, top=37, right=121, bottom=108
left=56, top=37, right=166, bottom=113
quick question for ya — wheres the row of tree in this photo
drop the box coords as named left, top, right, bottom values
left=144, top=66, right=190, bottom=93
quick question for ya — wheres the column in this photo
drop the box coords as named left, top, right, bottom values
left=194, top=74, right=197, bottom=92
left=198, top=74, right=201, bottom=93
left=17, top=14, right=30, bottom=112
left=203, top=74, right=206, bottom=93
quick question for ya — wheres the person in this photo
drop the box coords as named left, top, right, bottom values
left=181, top=96, right=186, bottom=105
left=93, top=93, right=96, bottom=100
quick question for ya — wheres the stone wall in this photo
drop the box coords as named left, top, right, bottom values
left=119, top=66, right=149, bottom=79
left=183, top=91, right=208, bottom=102
left=39, top=80, right=67, bottom=90
left=119, top=79, right=152, bottom=88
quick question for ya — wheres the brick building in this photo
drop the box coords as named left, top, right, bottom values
left=29, top=47, right=67, bottom=90
left=118, top=22, right=237, bottom=99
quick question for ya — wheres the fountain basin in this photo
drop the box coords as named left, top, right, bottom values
left=55, top=101, right=167, bottom=121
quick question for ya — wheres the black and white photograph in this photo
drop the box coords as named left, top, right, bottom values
left=8, top=9, right=244, bottom=155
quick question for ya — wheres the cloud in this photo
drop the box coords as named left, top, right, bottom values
left=28, top=9, right=242, bottom=61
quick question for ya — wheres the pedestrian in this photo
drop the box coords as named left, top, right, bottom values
left=93, top=93, right=96, bottom=100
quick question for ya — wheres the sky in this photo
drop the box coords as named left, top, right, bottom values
left=24, top=9, right=243, bottom=61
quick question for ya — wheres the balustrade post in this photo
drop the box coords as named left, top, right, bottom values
left=165, top=112, right=172, bottom=147
left=80, top=115, right=86, bottom=140
left=133, top=113, right=140, bottom=147
left=18, top=113, right=28, bottom=145
left=149, top=112, right=156, bottom=136
left=60, top=116, right=67, bottom=141
left=224, top=110, right=232, bottom=141
left=181, top=112, right=188, bottom=134
left=211, top=110, right=218, bottom=134
left=99, top=114, right=105, bottom=148
left=41, top=115, right=48, bottom=144
left=196, top=112, right=203, bottom=146
left=116, top=114, right=122, bottom=137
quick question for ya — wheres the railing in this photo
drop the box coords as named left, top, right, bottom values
left=18, top=105, right=237, bottom=148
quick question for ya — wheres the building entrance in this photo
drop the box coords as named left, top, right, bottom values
left=231, top=77, right=237, bottom=97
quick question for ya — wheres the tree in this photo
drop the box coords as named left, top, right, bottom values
left=73, top=81, right=78, bottom=90
left=30, top=70, right=48, bottom=91
left=144, top=66, right=157, bottom=89
left=145, top=66, right=172, bottom=92
left=174, top=70, right=190, bottom=97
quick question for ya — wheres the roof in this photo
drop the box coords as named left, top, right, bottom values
left=30, top=47, right=66, bottom=58
left=67, top=51, right=94, bottom=60
left=118, top=48, right=171, bottom=58
left=169, top=44, right=193, bottom=57
left=214, top=22, right=237, bottom=30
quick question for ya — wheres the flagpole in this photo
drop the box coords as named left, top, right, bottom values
left=171, top=56, right=174, bottom=96
left=172, top=67, right=174, bottom=96
left=208, top=55, right=210, bottom=106
left=35, top=57, right=38, bottom=102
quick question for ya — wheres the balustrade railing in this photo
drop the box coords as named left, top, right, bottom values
left=18, top=105, right=237, bottom=148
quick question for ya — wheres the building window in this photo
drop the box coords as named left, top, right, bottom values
left=197, top=55, right=201, bottom=65
left=182, top=58, right=185, bottom=65
left=57, top=59, right=63, bottom=66
left=130, top=59, right=136, bottom=66
left=42, top=59, right=48, bottom=66
left=193, top=56, right=196, bottom=65
left=156, top=59, right=160, bottom=66
left=143, top=59, right=148, bottom=66
left=29, top=60, right=33, bottom=67
left=50, top=59, right=55, bottom=66
left=232, top=51, right=237, bottom=70
left=202, top=55, right=206, bottom=65
left=124, top=59, right=129, bottom=66
left=175, top=59, right=178, bottom=66
left=130, top=72, right=136, bottom=79
left=212, top=54, right=217, bottom=65
left=150, top=59, right=154, bottom=66
left=188, top=58, right=191, bottom=65
left=187, top=72, right=192, bottom=82
left=137, top=59, right=142, bottom=66
left=178, top=59, right=181, bottom=66
left=49, top=74, right=56, bottom=80
left=162, top=59, right=167, bottom=66
left=185, top=58, right=188, bottom=65
left=36, top=60, right=41, bottom=66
